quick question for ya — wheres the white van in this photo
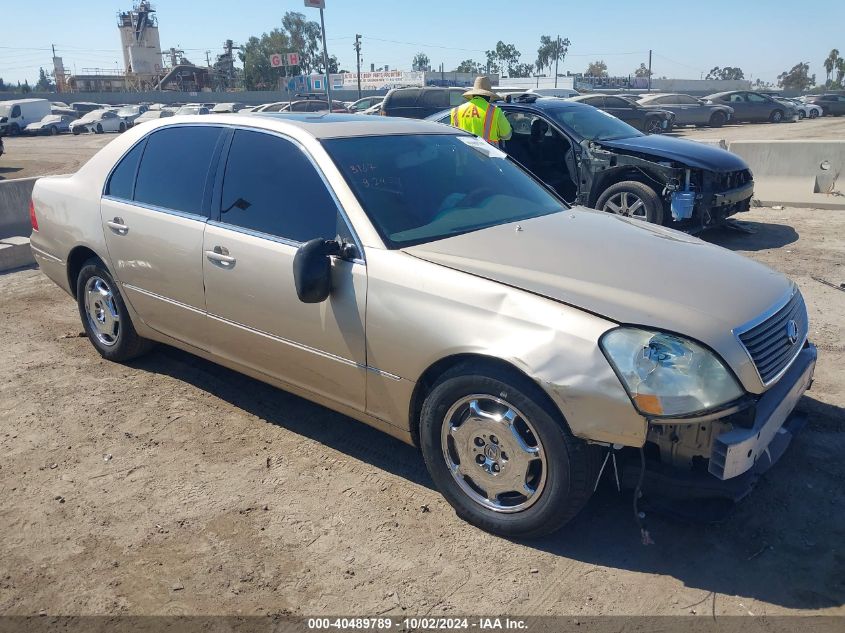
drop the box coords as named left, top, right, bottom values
left=0, top=98, right=52, bottom=136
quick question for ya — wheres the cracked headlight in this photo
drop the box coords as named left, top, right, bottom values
left=600, top=327, right=743, bottom=417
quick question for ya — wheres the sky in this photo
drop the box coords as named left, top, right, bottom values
left=0, top=0, right=841, bottom=86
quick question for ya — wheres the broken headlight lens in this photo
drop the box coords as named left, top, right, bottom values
left=600, top=327, right=743, bottom=417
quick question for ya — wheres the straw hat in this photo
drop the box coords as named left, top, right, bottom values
left=463, top=76, right=501, bottom=101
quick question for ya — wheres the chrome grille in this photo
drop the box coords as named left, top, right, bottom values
left=736, top=290, right=808, bottom=385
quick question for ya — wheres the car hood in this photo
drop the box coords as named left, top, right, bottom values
left=597, top=134, right=749, bottom=171
left=403, top=209, right=791, bottom=350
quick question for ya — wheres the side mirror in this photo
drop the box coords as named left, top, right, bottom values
left=293, top=238, right=341, bottom=303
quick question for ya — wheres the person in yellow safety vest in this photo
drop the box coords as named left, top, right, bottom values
left=450, top=76, right=512, bottom=146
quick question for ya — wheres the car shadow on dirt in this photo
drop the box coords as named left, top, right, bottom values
left=702, top=219, right=799, bottom=252
left=0, top=166, right=23, bottom=180
left=130, top=346, right=844, bottom=612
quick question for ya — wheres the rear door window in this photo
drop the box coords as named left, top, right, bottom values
left=420, top=90, right=448, bottom=108
left=729, top=94, right=745, bottom=103
left=747, top=93, right=768, bottom=103
left=218, top=129, right=347, bottom=243
left=603, top=97, right=631, bottom=108
left=133, top=126, right=224, bottom=216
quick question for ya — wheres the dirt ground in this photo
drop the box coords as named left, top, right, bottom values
left=0, top=204, right=843, bottom=617
left=2, top=114, right=845, bottom=181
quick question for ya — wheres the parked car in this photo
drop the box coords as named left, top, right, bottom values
left=772, top=97, right=820, bottom=120
left=174, top=105, right=210, bottom=116
left=133, top=110, right=174, bottom=125
left=23, top=114, right=74, bottom=135
left=275, top=100, right=348, bottom=113
left=428, top=97, right=753, bottom=230
left=211, top=102, right=247, bottom=113
left=29, top=113, right=815, bottom=537
left=637, top=93, right=734, bottom=127
left=803, top=94, right=845, bottom=116
left=71, top=102, right=106, bottom=115
left=0, top=98, right=52, bottom=135
left=69, top=109, right=127, bottom=135
left=705, top=91, right=797, bottom=123
left=116, top=105, right=148, bottom=127
left=347, top=96, right=385, bottom=113
left=569, top=94, right=675, bottom=133
left=380, top=87, right=467, bottom=119
left=245, top=102, right=292, bottom=113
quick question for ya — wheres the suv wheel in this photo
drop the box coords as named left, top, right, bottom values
left=596, top=181, right=665, bottom=224
left=419, top=364, right=599, bottom=538
left=76, top=258, right=153, bottom=362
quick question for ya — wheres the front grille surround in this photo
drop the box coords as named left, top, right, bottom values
left=733, top=288, right=809, bottom=387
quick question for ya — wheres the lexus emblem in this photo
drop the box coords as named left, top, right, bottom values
left=786, top=319, right=799, bottom=345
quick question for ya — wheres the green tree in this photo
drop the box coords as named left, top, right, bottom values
left=412, top=52, right=430, bottom=71
left=634, top=63, right=652, bottom=78
left=454, top=59, right=483, bottom=73
left=823, top=49, right=840, bottom=85
left=585, top=60, right=607, bottom=77
left=35, top=67, right=55, bottom=92
left=281, top=11, right=322, bottom=73
left=835, top=57, right=845, bottom=87
left=777, top=62, right=815, bottom=91
left=239, top=29, right=291, bottom=90
left=535, top=35, right=570, bottom=77
left=491, top=41, right=521, bottom=77
left=706, top=66, right=744, bottom=80
left=0, top=77, right=7, bottom=91
left=510, top=63, right=534, bottom=78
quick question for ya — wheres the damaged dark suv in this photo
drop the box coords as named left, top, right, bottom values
left=430, top=96, right=753, bottom=231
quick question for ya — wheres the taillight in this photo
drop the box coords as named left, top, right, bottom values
left=29, top=199, right=38, bottom=231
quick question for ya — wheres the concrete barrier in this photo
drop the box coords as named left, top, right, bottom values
left=0, top=177, right=38, bottom=272
left=0, top=176, right=37, bottom=238
left=728, top=140, right=845, bottom=210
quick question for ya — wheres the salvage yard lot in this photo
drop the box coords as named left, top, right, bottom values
left=3, top=114, right=845, bottom=181
left=1, top=205, right=843, bottom=615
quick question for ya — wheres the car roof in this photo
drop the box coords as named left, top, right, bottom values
left=146, top=112, right=462, bottom=140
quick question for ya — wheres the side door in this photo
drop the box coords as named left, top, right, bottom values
left=672, top=95, right=703, bottom=124
left=832, top=96, right=845, bottom=116
left=100, top=125, right=226, bottom=349
left=602, top=96, right=641, bottom=128
left=745, top=92, right=773, bottom=120
left=202, top=128, right=367, bottom=411
left=725, top=93, right=749, bottom=120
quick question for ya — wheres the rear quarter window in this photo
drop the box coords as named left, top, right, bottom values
left=105, top=140, right=146, bottom=200
left=388, top=90, right=420, bottom=107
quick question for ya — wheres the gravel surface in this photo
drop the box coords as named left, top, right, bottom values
left=0, top=206, right=843, bottom=616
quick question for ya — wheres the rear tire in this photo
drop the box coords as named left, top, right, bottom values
left=798, top=110, right=806, bottom=120
left=50, top=125, right=59, bottom=135
left=708, top=111, right=726, bottom=127
left=419, top=363, right=599, bottom=538
left=596, top=180, right=665, bottom=224
left=769, top=109, right=784, bottom=123
left=809, top=110, right=819, bottom=119
left=645, top=117, right=664, bottom=134
left=9, top=123, right=20, bottom=136
left=72, top=128, right=81, bottom=135
left=76, top=258, right=153, bottom=362
left=96, top=123, right=104, bottom=134
left=118, top=122, right=126, bottom=132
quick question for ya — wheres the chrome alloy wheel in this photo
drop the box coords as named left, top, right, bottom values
left=83, top=276, right=120, bottom=347
left=602, top=191, right=647, bottom=219
left=441, top=395, right=547, bottom=513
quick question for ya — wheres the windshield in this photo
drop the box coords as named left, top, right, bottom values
left=0, top=105, right=11, bottom=117
left=322, top=134, right=566, bottom=248
left=80, top=111, right=104, bottom=121
left=547, top=106, right=642, bottom=141
left=118, top=107, right=138, bottom=115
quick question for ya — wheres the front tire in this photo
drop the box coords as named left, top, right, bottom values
left=809, top=110, right=819, bottom=119
left=798, top=110, right=806, bottom=120
left=419, top=364, right=599, bottom=538
left=9, top=123, right=20, bottom=136
left=96, top=123, right=104, bottom=134
left=118, top=122, right=126, bottom=132
left=76, top=258, right=153, bottom=362
left=708, top=111, right=726, bottom=127
left=770, top=109, right=784, bottom=123
left=596, top=180, right=665, bottom=224
left=645, top=117, right=664, bottom=134
left=49, top=125, right=59, bottom=135
left=72, top=128, right=81, bottom=135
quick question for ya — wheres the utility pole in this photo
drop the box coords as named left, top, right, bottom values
left=205, top=50, right=211, bottom=67
left=354, top=34, right=362, bottom=99
left=554, top=35, right=561, bottom=88
left=647, top=49, right=652, bottom=92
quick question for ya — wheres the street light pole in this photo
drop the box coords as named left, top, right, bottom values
left=305, top=1, right=333, bottom=107
left=354, top=34, right=362, bottom=99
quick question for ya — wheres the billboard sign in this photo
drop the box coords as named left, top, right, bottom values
left=270, top=54, right=283, bottom=68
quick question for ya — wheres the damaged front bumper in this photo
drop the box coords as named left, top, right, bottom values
left=623, top=343, right=816, bottom=503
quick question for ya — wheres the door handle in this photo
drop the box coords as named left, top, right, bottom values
left=106, top=217, right=128, bottom=233
left=205, top=245, right=236, bottom=266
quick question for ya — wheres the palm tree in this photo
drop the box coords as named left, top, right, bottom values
left=836, top=57, right=845, bottom=87
left=823, top=49, right=840, bottom=85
